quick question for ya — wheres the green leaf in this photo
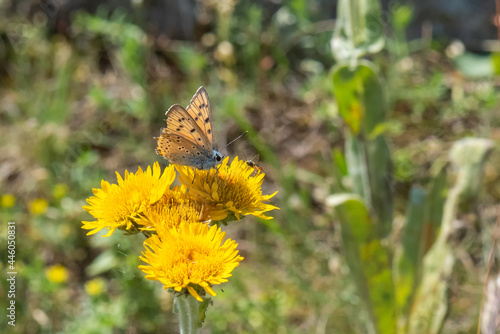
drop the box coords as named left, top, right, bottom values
left=332, top=62, right=386, bottom=134
left=332, top=148, right=348, bottom=176
left=402, top=187, right=427, bottom=266
left=407, top=138, right=493, bottom=334
left=454, top=52, right=494, bottom=79
left=327, top=194, right=396, bottom=334
left=333, top=61, right=393, bottom=237
left=85, top=250, right=118, bottom=276
left=392, top=4, right=413, bottom=31
left=423, top=164, right=448, bottom=248
left=365, top=136, right=393, bottom=237
left=331, top=0, right=385, bottom=61
left=449, top=138, right=495, bottom=209
left=344, top=132, right=370, bottom=204
left=394, top=186, right=426, bottom=329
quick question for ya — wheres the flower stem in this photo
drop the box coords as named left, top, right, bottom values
left=174, top=294, right=200, bottom=334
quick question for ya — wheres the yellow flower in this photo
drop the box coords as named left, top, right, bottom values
left=1, top=194, right=16, bottom=208
left=29, top=198, right=48, bottom=215
left=176, top=156, right=279, bottom=222
left=82, top=162, right=176, bottom=237
left=85, top=278, right=106, bottom=296
left=139, top=221, right=243, bottom=302
left=46, top=264, right=69, bottom=283
left=52, top=183, right=69, bottom=200
left=135, top=186, right=206, bottom=234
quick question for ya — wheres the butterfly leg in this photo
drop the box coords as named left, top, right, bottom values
left=204, top=166, right=218, bottom=182
left=192, top=169, right=197, bottom=184
left=214, top=164, right=221, bottom=178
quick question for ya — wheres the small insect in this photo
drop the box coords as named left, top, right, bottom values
left=246, top=155, right=262, bottom=172
left=246, top=160, right=262, bottom=172
left=155, top=87, right=223, bottom=170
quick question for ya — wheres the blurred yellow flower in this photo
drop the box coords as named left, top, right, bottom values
left=176, top=157, right=279, bottom=222
left=46, top=264, right=69, bottom=284
left=82, top=163, right=175, bottom=237
left=1, top=194, right=16, bottom=208
left=29, top=198, right=48, bottom=215
left=139, top=221, right=243, bottom=302
left=52, top=183, right=69, bottom=200
left=84, top=278, right=106, bottom=296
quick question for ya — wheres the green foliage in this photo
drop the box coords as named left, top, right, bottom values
left=0, top=0, right=498, bottom=333
left=332, top=61, right=393, bottom=238
left=327, top=194, right=396, bottom=333
left=329, top=2, right=496, bottom=334
left=331, top=0, right=385, bottom=61
left=408, top=139, right=493, bottom=334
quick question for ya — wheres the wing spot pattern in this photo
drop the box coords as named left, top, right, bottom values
left=157, top=88, right=217, bottom=164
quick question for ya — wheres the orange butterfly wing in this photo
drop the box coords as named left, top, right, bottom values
left=155, top=105, right=215, bottom=167
left=156, top=131, right=214, bottom=168
left=155, top=87, right=221, bottom=169
left=162, top=104, right=212, bottom=149
left=184, top=87, right=217, bottom=150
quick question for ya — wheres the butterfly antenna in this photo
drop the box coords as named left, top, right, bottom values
left=221, top=131, right=248, bottom=153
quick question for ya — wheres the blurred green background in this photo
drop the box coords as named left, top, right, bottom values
left=1, top=0, right=500, bottom=333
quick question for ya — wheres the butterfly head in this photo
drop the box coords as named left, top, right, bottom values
left=213, top=150, right=223, bottom=165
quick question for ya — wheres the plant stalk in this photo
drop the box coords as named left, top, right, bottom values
left=175, top=294, right=200, bottom=334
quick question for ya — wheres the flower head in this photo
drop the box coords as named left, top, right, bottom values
left=82, top=162, right=176, bottom=237
left=46, top=264, right=69, bottom=284
left=139, top=221, right=243, bottom=301
left=176, top=157, right=279, bottom=222
left=1, top=194, right=16, bottom=208
left=135, top=186, right=208, bottom=235
left=84, top=278, right=107, bottom=296
left=52, top=183, right=69, bottom=200
left=29, top=198, right=48, bottom=215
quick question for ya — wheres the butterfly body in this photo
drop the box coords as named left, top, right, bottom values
left=156, top=87, right=223, bottom=170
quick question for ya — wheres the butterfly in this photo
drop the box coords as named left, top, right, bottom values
left=155, top=87, right=223, bottom=170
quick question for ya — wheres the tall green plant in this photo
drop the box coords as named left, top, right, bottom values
left=406, top=139, right=493, bottom=334
left=328, top=1, right=494, bottom=333
left=331, top=0, right=384, bottom=62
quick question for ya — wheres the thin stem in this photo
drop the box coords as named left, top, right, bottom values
left=175, top=294, right=200, bottom=334
left=477, top=208, right=500, bottom=334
